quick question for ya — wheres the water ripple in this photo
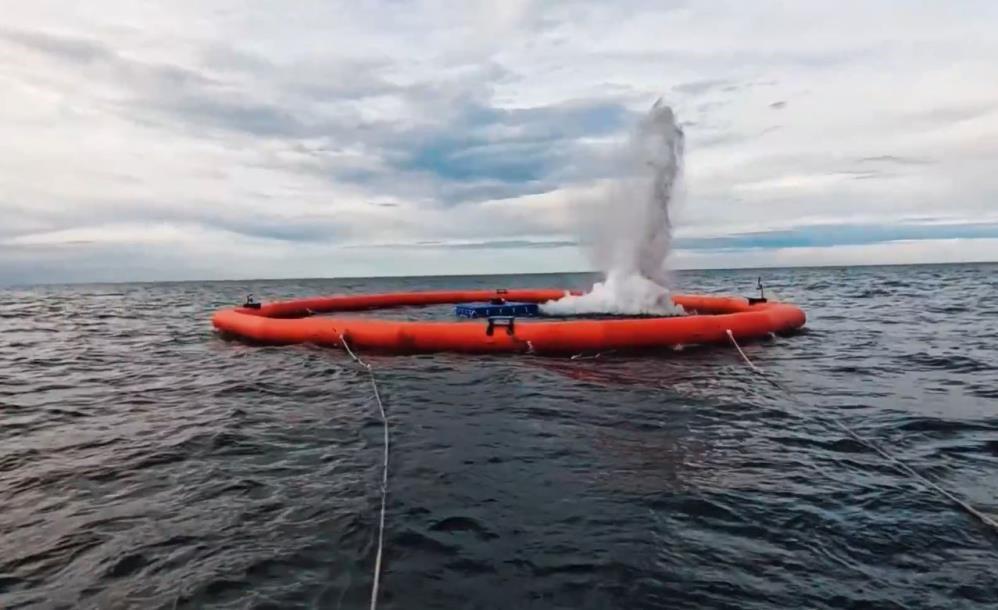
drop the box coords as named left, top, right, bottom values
left=1, top=265, right=997, bottom=609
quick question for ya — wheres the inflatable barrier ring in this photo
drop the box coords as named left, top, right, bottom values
left=211, top=289, right=806, bottom=354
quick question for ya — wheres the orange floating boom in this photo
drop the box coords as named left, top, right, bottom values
left=211, top=289, right=806, bottom=354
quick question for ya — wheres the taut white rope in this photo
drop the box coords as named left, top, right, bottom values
left=725, top=329, right=998, bottom=534
left=340, top=334, right=390, bottom=610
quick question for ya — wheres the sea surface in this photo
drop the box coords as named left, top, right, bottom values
left=1, top=264, right=997, bottom=609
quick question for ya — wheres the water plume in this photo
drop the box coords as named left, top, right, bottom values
left=541, top=99, right=686, bottom=316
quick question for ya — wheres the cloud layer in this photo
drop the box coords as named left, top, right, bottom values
left=3, top=1, right=998, bottom=283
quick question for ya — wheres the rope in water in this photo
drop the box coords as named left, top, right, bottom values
left=340, top=334, right=390, bottom=610
left=725, top=329, right=998, bottom=534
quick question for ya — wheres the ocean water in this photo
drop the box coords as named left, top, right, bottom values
left=1, top=264, right=996, bottom=609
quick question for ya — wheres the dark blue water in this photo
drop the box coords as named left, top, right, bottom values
left=2, top=264, right=997, bottom=609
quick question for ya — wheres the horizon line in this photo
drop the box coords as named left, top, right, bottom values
left=4, top=259, right=995, bottom=289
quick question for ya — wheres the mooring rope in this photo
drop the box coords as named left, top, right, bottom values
left=725, top=329, right=998, bottom=534
left=570, top=349, right=615, bottom=360
left=340, top=334, right=390, bottom=610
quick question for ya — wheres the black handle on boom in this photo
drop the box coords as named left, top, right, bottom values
left=486, top=316, right=516, bottom=336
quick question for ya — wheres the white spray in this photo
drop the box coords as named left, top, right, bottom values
left=541, top=99, right=686, bottom=316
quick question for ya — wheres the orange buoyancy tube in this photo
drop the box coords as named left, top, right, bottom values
left=211, top=289, right=806, bottom=354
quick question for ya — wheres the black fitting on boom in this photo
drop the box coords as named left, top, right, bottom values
left=747, top=277, right=768, bottom=305
left=486, top=316, right=515, bottom=336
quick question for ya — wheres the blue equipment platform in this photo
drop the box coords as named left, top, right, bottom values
left=455, top=301, right=540, bottom=318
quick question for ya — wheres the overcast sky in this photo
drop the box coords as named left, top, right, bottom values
left=3, top=1, right=998, bottom=283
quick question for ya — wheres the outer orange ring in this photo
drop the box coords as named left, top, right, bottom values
left=211, top=289, right=806, bottom=354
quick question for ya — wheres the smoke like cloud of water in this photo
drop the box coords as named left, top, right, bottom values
left=541, top=99, right=686, bottom=316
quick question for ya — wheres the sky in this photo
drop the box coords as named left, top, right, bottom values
left=3, top=0, right=998, bottom=284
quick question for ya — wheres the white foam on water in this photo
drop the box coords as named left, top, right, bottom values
left=540, top=271, right=682, bottom=315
